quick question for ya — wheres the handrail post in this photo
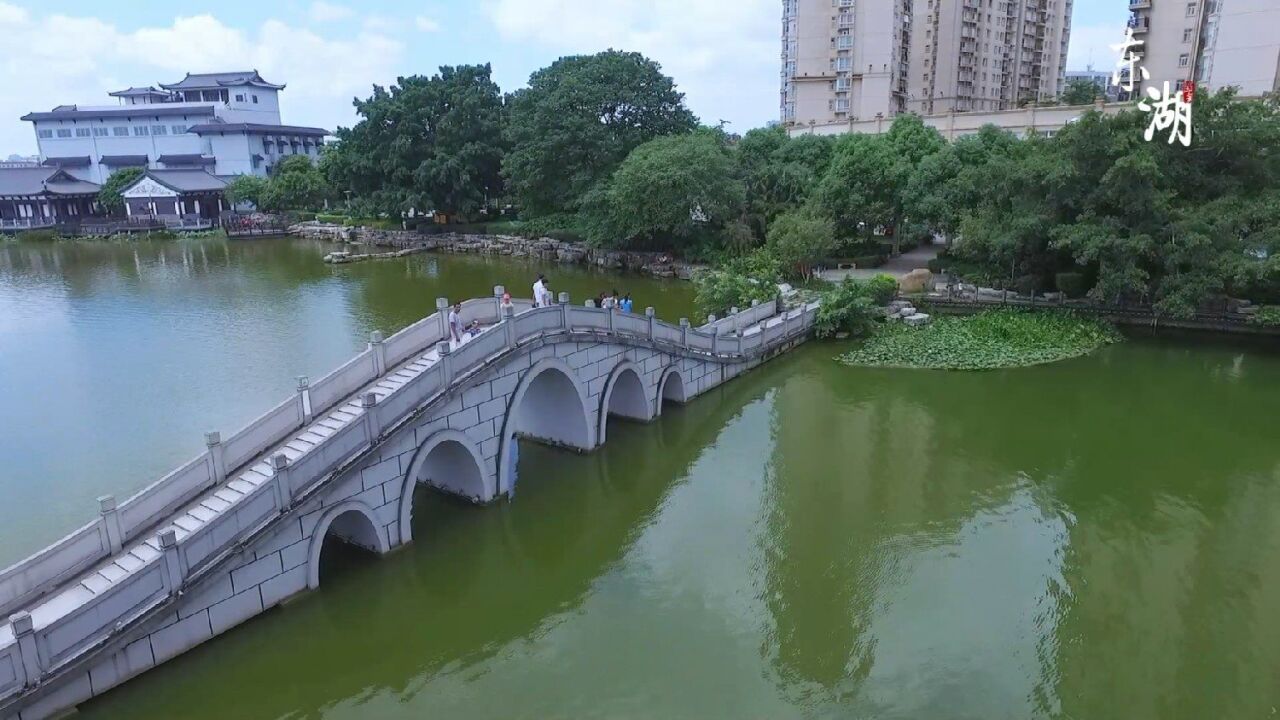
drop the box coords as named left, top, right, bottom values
left=711, top=329, right=719, bottom=355
left=645, top=307, right=656, bottom=341
left=159, top=528, right=185, bottom=597
left=205, top=431, right=226, bottom=485
left=493, top=285, right=505, bottom=321
left=679, top=318, right=690, bottom=349
left=98, top=495, right=123, bottom=554
left=296, top=375, right=312, bottom=424
left=368, top=331, right=386, bottom=376
left=435, top=297, right=449, bottom=338
left=502, top=303, right=516, bottom=349
left=607, top=305, right=616, bottom=334
left=270, top=453, right=291, bottom=510
left=730, top=307, right=739, bottom=335
left=436, top=341, right=453, bottom=385
left=362, top=392, right=381, bottom=441
left=9, top=611, right=41, bottom=686
left=558, top=292, right=570, bottom=331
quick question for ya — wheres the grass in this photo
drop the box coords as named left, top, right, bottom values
left=839, top=309, right=1122, bottom=370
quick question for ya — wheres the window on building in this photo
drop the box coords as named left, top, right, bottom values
left=37, top=129, right=53, bottom=138
left=253, top=94, right=259, bottom=104
left=1186, top=2, right=1197, bottom=15
left=1183, top=28, right=1195, bottom=42
left=151, top=125, right=167, bottom=135
left=172, top=125, right=188, bottom=134
left=56, top=129, right=72, bottom=138
left=93, top=127, right=108, bottom=137
left=75, top=128, right=91, bottom=137
left=1179, top=53, right=1190, bottom=67
left=113, top=126, right=129, bottom=137
left=133, top=126, right=149, bottom=136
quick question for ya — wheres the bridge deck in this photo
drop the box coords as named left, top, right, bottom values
left=0, top=296, right=817, bottom=709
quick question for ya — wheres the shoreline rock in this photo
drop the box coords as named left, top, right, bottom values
left=290, top=222, right=704, bottom=279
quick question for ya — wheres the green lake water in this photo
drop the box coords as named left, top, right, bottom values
left=3, top=237, right=1280, bottom=719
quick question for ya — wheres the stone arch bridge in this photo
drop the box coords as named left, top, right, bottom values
left=0, top=292, right=818, bottom=719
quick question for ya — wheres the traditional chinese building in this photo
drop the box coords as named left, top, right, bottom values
left=118, top=169, right=229, bottom=223
left=0, top=166, right=99, bottom=229
left=21, top=71, right=329, bottom=184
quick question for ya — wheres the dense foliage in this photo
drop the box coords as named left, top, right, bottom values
left=813, top=277, right=890, bottom=339
left=224, top=175, right=266, bottom=208
left=322, top=65, right=506, bottom=219
left=97, top=167, right=144, bottom=216
left=503, top=51, right=698, bottom=217
left=839, top=310, right=1122, bottom=370
left=260, top=156, right=330, bottom=212
left=693, top=252, right=783, bottom=317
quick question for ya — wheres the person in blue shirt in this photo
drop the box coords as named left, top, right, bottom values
left=621, top=293, right=633, bottom=313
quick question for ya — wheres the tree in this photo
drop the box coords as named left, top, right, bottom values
left=323, top=64, right=506, bottom=219
left=736, top=127, right=834, bottom=243
left=765, top=210, right=836, bottom=280
left=96, top=167, right=144, bottom=216
left=883, top=114, right=946, bottom=252
left=260, top=156, right=329, bottom=211
left=583, top=130, right=743, bottom=250
left=1060, top=78, right=1101, bottom=106
left=504, top=50, right=698, bottom=217
left=814, top=133, right=897, bottom=243
left=224, top=175, right=267, bottom=208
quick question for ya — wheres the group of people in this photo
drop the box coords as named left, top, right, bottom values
left=594, top=289, right=634, bottom=312
left=447, top=274, right=637, bottom=345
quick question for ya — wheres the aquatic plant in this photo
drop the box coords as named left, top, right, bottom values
left=839, top=309, right=1121, bottom=370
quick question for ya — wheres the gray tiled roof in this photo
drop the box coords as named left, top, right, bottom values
left=0, top=167, right=100, bottom=197
left=21, top=106, right=216, bottom=122
left=159, top=70, right=284, bottom=91
left=157, top=154, right=216, bottom=166
left=41, top=156, right=92, bottom=167
left=100, top=155, right=149, bottom=166
left=130, top=169, right=228, bottom=193
left=186, top=122, right=329, bottom=136
left=108, top=86, right=170, bottom=98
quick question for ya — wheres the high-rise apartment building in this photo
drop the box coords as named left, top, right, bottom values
left=780, top=0, right=914, bottom=126
left=1128, top=0, right=1280, bottom=98
left=909, top=0, right=1072, bottom=114
left=782, top=0, right=1072, bottom=126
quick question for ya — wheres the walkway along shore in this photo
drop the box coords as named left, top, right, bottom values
left=291, top=222, right=705, bottom=279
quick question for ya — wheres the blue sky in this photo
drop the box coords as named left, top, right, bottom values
left=0, top=0, right=1128, bottom=156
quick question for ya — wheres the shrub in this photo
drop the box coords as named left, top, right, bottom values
left=865, top=274, right=899, bottom=305
left=694, top=250, right=783, bottom=316
left=15, top=229, right=59, bottom=242
left=1013, top=274, right=1040, bottom=296
left=316, top=213, right=347, bottom=224
left=1055, top=272, right=1087, bottom=298
left=1251, top=306, right=1280, bottom=326
left=814, top=278, right=879, bottom=339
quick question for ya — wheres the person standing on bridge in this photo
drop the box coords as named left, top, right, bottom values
left=449, top=302, right=463, bottom=346
left=533, top=274, right=549, bottom=307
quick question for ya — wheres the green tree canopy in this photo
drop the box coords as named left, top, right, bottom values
left=504, top=50, right=698, bottom=217
left=322, top=64, right=506, bottom=219
left=584, top=129, right=744, bottom=250
left=224, top=175, right=267, bottom=208
left=736, top=127, right=835, bottom=244
left=1060, top=78, right=1101, bottom=106
left=97, top=167, right=144, bottom=216
left=260, top=156, right=328, bottom=211
left=765, top=210, right=836, bottom=279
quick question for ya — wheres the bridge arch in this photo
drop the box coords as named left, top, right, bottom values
left=497, top=356, right=595, bottom=495
left=596, top=360, right=652, bottom=444
left=396, top=429, right=492, bottom=545
left=655, top=365, right=687, bottom=417
left=306, top=500, right=389, bottom=590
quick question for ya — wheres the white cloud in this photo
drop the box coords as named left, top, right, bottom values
left=310, top=1, right=354, bottom=23
left=483, top=0, right=778, bottom=132
left=415, top=15, right=441, bottom=32
left=0, top=11, right=407, bottom=154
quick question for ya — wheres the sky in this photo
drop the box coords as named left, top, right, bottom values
left=0, top=0, right=1129, bottom=156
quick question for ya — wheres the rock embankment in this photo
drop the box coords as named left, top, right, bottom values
left=291, top=222, right=701, bottom=279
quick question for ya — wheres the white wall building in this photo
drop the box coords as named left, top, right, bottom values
left=1129, top=0, right=1280, bottom=98
left=22, top=71, right=328, bottom=184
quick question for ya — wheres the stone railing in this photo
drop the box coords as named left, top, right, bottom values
left=0, top=293, right=818, bottom=703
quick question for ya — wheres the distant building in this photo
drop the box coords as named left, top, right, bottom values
left=1128, top=0, right=1280, bottom=97
left=1066, top=69, right=1122, bottom=101
left=0, top=154, right=39, bottom=168
left=21, top=70, right=329, bottom=184
left=0, top=167, right=99, bottom=228
left=789, top=97, right=1125, bottom=139
left=781, top=0, right=1073, bottom=128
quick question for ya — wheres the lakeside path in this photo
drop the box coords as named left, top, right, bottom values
left=817, top=244, right=941, bottom=282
